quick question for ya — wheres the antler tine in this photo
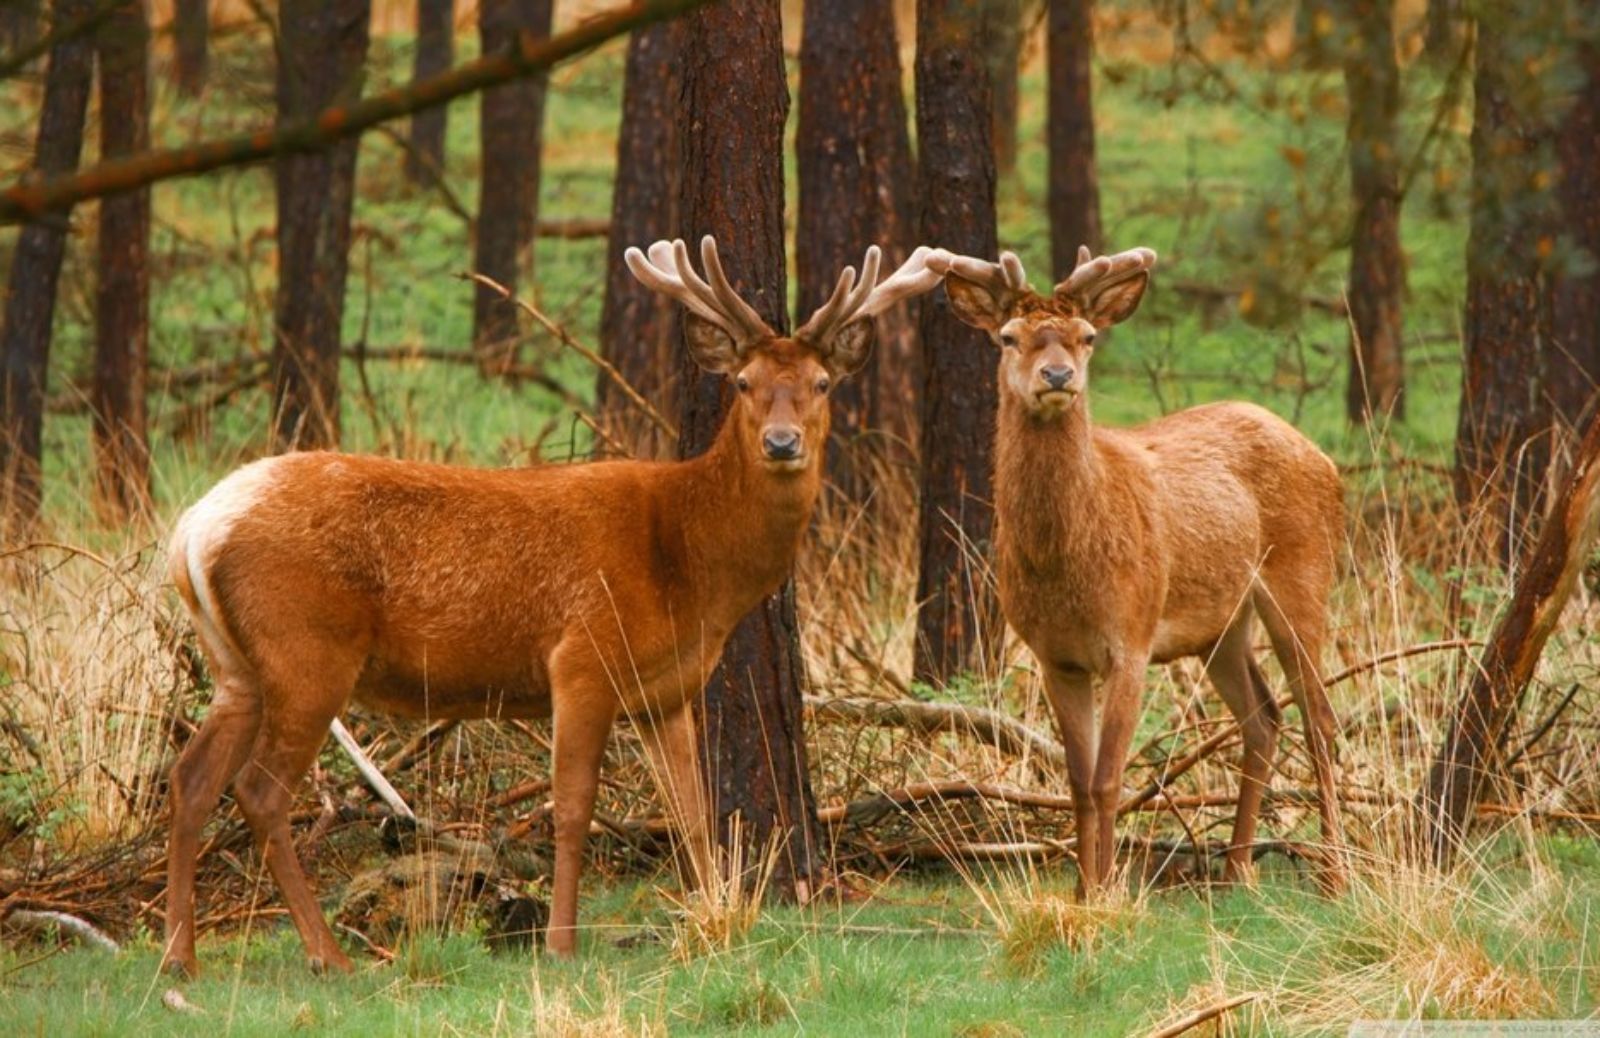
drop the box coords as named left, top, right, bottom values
left=1057, top=246, right=1158, bottom=300
left=624, top=236, right=775, bottom=346
left=698, top=236, right=773, bottom=343
left=925, top=248, right=1031, bottom=303
left=796, top=245, right=944, bottom=346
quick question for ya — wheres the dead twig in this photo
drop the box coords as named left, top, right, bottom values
left=1143, top=992, right=1259, bottom=1038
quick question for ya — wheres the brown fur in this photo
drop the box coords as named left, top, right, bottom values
left=940, top=260, right=1347, bottom=894
left=162, top=334, right=842, bottom=976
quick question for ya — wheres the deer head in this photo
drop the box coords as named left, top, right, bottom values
left=929, top=245, right=1158, bottom=418
left=627, top=236, right=943, bottom=470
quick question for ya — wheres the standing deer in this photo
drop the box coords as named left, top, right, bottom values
left=926, top=245, right=1346, bottom=893
left=162, top=237, right=944, bottom=976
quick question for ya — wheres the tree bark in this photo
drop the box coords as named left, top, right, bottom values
left=677, top=0, right=821, bottom=898
left=1548, top=28, right=1600, bottom=441
left=0, top=0, right=94, bottom=533
left=914, top=0, right=1001, bottom=683
left=471, top=0, right=552, bottom=377
left=1047, top=0, right=1100, bottom=276
left=597, top=19, right=680, bottom=458
left=1422, top=0, right=1463, bottom=64
left=271, top=0, right=370, bottom=452
left=987, top=0, right=1021, bottom=176
left=1422, top=406, right=1600, bottom=864
left=92, top=0, right=151, bottom=520
left=1451, top=7, right=1589, bottom=564
left=796, top=0, right=916, bottom=495
left=172, top=0, right=207, bottom=97
left=1341, top=0, right=1405, bottom=423
left=405, top=0, right=454, bottom=186
left=0, top=0, right=40, bottom=54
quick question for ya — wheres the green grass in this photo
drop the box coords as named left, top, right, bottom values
left=4, top=840, right=1597, bottom=1036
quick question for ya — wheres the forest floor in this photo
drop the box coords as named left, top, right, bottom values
left=4, top=11, right=1598, bottom=1038
left=5, top=836, right=1600, bottom=1036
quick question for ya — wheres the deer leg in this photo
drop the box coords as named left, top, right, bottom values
left=545, top=659, right=617, bottom=958
left=230, top=685, right=356, bottom=974
left=163, top=680, right=262, bottom=978
left=1205, top=618, right=1281, bottom=885
left=1091, top=661, right=1147, bottom=888
left=1042, top=667, right=1099, bottom=896
left=638, top=705, right=712, bottom=894
left=1256, top=588, right=1346, bottom=892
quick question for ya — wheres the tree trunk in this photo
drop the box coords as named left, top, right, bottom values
left=914, top=0, right=1001, bottom=684
left=271, top=0, right=370, bottom=452
left=1422, top=406, right=1600, bottom=864
left=1422, top=0, right=1463, bottom=64
left=405, top=0, right=454, bottom=186
left=0, top=0, right=94, bottom=533
left=597, top=20, right=680, bottom=459
left=796, top=0, right=916, bottom=496
left=1548, top=29, right=1600, bottom=441
left=173, top=0, right=207, bottom=97
left=677, top=0, right=821, bottom=898
left=1341, top=0, right=1405, bottom=423
left=987, top=0, right=1021, bottom=176
left=471, top=0, right=552, bottom=377
left=1047, top=0, right=1100, bottom=276
left=92, top=0, right=151, bottom=520
left=0, top=0, right=40, bottom=54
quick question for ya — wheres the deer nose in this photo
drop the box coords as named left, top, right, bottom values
left=1041, top=365, right=1075, bottom=391
left=762, top=428, right=802, bottom=461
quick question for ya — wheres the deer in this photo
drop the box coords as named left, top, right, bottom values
left=160, top=236, right=945, bottom=977
left=925, top=244, right=1347, bottom=895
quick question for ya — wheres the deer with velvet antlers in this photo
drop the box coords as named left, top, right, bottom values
left=161, top=237, right=944, bottom=977
left=927, top=244, right=1346, bottom=893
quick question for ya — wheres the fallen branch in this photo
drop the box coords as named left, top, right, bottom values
left=0, top=0, right=716, bottom=222
left=1143, top=993, right=1259, bottom=1038
left=816, top=780, right=1075, bottom=827
left=329, top=718, right=416, bottom=822
left=803, top=695, right=1065, bottom=768
left=3, top=909, right=119, bottom=953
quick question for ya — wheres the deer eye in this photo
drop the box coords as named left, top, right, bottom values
left=815, top=377, right=831, bottom=395
left=1084, top=333, right=1096, bottom=346
left=736, top=375, right=751, bottom=394
left=999, top=330, right=1020, bottom=349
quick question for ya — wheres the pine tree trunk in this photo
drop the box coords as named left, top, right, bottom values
left=173, top=0, right=207, bottom=97
left=0, top=0, right=40, bottom=53
left=987, top=0, right=1021, bottom=176
left=597, top=20, right=680, bottom=458
left=1047, top=0, right=1100, bottom=277
left=677, top=0, right=821, bottom=898
left=796, top=0, right=916, bottom=496
left=405, top=0, right=454, bottom=186
left=471, top=0, right=552, bottom=376
left=0, top=0, right=94, bottom=533
left=1341, top=0, right=1405, bottom=423
left=1452, top=12, right=1560, bottom=564
left=914, top=0, right=1001, bottom=684
left=1548, top=28, right=1600, bottom=440
left=1422, top=0, right=1463, bottom=64
left=92, top=0, right=151, bottom=520
left=271, top=0, right=370, bottom=452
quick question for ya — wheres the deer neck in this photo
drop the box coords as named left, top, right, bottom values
left=675, top=413, right=822, bottom=623
left=994, top=390, right=1104, bottom=571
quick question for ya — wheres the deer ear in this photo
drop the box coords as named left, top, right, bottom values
left=1079, top=272, right=1150, bottom=329
left=684, top=312, right=742, bottom=374
left=942, top=275, right=1008, bottom=334
left=824, top=319, right=875, bottom=378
